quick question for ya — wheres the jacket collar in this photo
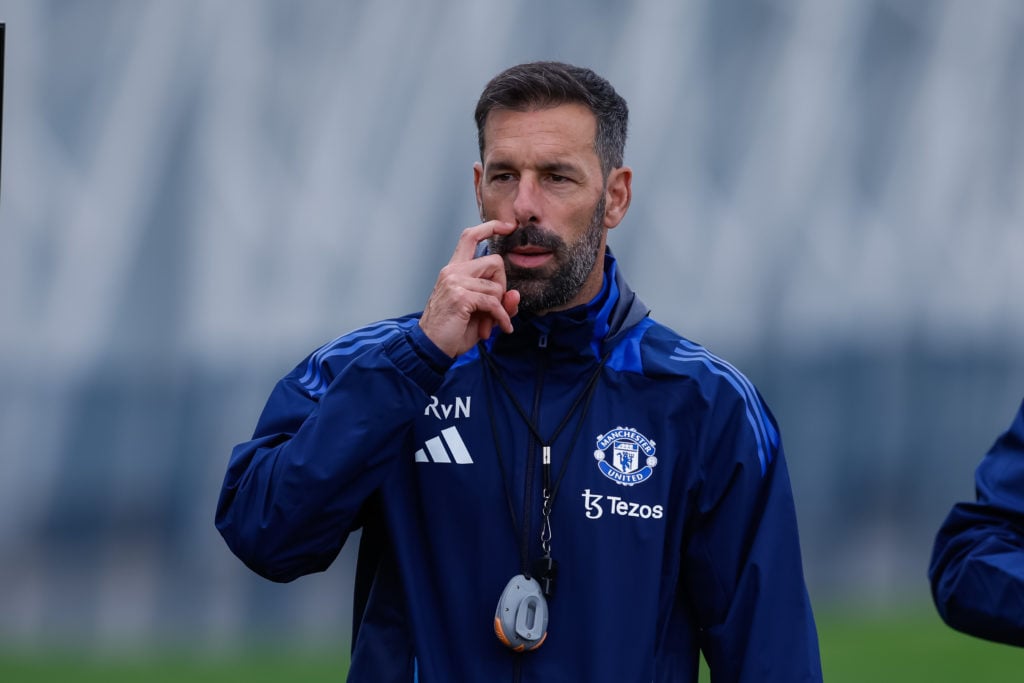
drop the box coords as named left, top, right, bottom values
left=489, top=250, right=649, bottom=360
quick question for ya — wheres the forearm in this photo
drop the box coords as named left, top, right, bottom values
left=930, top=399, right=1024, bottom=644
left=930, top=503, right=1024, bottom=645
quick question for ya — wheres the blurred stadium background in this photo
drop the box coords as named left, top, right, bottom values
left=1, top=0, right=1023, bottom=673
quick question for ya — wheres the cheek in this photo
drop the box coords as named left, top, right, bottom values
left=479, top=201, right=503, bottom=223
left=567, top=201, right=600, bottom=230
left=480, top=190, right=514, bottom=219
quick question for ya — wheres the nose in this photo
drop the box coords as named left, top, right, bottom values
left=512, top=175, right=541, bottom=226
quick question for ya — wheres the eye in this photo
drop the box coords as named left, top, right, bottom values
left=548, top=174, right=569, bottom=183
left=491, top=173, right=516, bottom=183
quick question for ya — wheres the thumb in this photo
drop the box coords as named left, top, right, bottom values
left=502, top=290, right=520, bottom=327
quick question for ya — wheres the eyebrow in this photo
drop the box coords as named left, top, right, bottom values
left=538, top=161, right=583, bottom=176
left=485, top=159, right=584, bottom=177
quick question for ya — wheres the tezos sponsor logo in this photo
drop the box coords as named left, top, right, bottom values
left=593, top=426, right=657, bottom=486
left=581, top=489, right=663, bottom=520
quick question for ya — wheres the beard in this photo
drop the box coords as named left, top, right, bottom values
left=487, top=195, right=606, bottom=313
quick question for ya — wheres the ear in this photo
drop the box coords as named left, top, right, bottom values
left=473, top=162, right=485, bottom=219
left=603, top=166, right=632, bottom=229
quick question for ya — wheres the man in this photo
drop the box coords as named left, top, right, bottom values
left=216, top=61, right=822, bottom=682
left=930, top=397, right=1024, bottom=646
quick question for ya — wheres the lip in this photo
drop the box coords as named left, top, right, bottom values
left=507, top=249, right=553, bottom=269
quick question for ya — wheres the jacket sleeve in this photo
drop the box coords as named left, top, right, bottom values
left=929, top=398, right=1024, bottom=646
left=215, top=322, right=451, bottom=582
left=683, top=384, right=822, bottom=682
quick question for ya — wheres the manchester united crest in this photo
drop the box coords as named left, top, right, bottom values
left=594, top=427, right=657, bottom=486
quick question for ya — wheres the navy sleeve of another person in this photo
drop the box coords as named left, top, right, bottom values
left=930, top=398, right=1024, bottom=645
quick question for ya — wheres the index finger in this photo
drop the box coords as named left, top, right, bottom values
left=450, top=220, right=517, bottom=263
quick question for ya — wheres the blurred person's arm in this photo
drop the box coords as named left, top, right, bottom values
left=930, top=398, right=1024, bottom=646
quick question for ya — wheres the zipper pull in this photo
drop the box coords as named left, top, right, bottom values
left=538, top=333, right=548, bottom=349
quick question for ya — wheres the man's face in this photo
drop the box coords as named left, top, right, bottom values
left=474, top=104, right=611, bottom=314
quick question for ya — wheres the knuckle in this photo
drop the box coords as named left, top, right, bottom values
left=438, top=263, right=459, bottom=281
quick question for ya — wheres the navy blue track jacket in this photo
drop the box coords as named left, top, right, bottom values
left=930, top=397, right=1024, bottom=646
left=216, top=254, right=822, bottom=682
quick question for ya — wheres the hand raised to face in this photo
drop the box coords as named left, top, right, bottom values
left=418, top=221, right=521, bottom=358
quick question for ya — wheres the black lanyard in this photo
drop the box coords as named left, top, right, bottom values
left=478, top=340, right=610, bottom=595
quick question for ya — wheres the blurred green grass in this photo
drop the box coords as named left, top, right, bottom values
left=688, top=605, right=1023, bottom=682
left=811, top=606, right=1022, bottom=682
left=0, top=648, right=347, bottom=683
left=2, top=607, right=1020, bottom=682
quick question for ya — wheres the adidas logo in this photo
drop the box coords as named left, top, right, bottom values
left=415, top=426, right=474, bottom=464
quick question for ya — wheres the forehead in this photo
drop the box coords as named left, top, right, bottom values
left=481, top=103, right=599, bottom=166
